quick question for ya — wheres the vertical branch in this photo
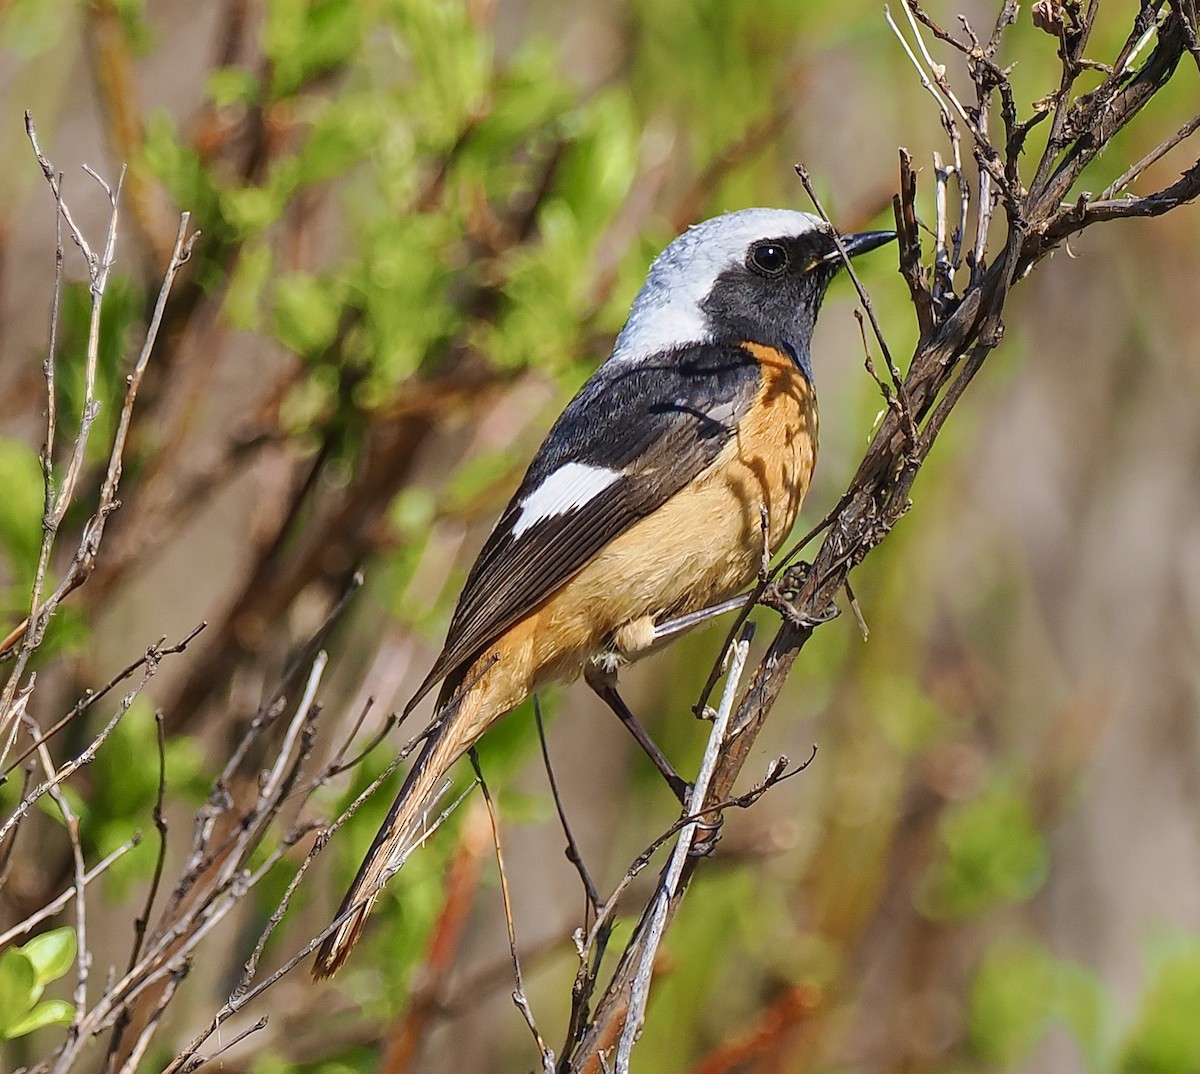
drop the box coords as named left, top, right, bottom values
left=469, top=749, right=555, bottom=1073
left=22, top=710, right=92, bottom=1030
left=1, top=118, right=198, bottom=752
left=613, top=627, right=753, bottom=1073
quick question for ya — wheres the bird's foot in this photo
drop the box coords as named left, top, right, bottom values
left=762, top=562, right=839, bottom=629
left=688, top=812, right=724, bottom=857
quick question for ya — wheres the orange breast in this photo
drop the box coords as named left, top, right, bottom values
left=454, top=343, right=819, bottom=723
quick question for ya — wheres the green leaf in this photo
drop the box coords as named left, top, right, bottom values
left=970, top=940, right=1055, bottom=1065
left=273, top=273, right=343, bottom=357
left=918, top=778, right=1048, bottom=919
left=4, top=999, right=74, bottom=1039
left=0, top=949, right=37, bottom=1037
left=23, top=927, right=77, bottom=988
left=224, top=243, right=274, bottom=332
left=207, top=66, right=260, bottom=106
left=220, top=185, right=285, bottom=238
left=0, top=0, right=73, bottom=59
left=0, top=435, right=45, bottom=590
left=1119, top=940, right=1200, bottom=1074
left=265, top=0, right=363, bottom=98
left=969, top=939, right=1108, bottom=1068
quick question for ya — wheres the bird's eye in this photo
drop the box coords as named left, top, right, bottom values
left=749, top=242, right=789, bottom=277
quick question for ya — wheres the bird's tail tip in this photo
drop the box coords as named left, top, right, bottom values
left=311, top=900, right=373, bottom=980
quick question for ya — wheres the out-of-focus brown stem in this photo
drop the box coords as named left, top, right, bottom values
left=380, top=799, right=491, bottom=1074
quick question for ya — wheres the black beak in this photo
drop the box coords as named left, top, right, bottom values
left=823, top=229, right=896, bottom=262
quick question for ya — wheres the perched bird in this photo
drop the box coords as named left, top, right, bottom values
left=313, top=207, right=893, bottom=978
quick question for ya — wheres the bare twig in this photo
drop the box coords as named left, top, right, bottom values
left=470, top=749, right=555, bottom=1073
left=613, top=626, right=753, bottom=1073
left=0, top=641, right=171, bottom=849
left=23, top=709, right=92, bottom=1029
left=0, top=835, right=141, bottom=949
left=1, top=623, right=206, bottom=781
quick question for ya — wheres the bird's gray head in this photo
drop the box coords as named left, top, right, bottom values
left=611, top=207, right=893, bottom=377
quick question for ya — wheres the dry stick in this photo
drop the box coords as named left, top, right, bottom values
left=325, top=694, right=387, bottom=775
left=239, top=721, right=460, bottom=974
left=218, top=572, right=363, bottom=785
left=887, top=2, right=995, bottom=273
left=0, top=684, right=34, bottom=826
left=0, top=651, right=163, bottom=849
left=613, top=626, right=753, bottom=1074
left=186, top=1017, right=269, bottom=1072
left=1, top=622, right=206, bottom=781
left=380, top=798, right=491, bottom=1074
left=0, top=119, right=114, bottom=735
left=0, top=836, right=140, bottom=949
left=0, top=182, right=195, bottom=832
left=157, top=681, right=410, bottom=1027
left=1102, top=113, right=1200, bottom=199
left=69, top=649, right=328, bottom=1073
left=0, top=138, right=65, bottom=674
left=80, top=840, right=299, bottom=1066
left=232, top=657, right=332, bottom=992
left=36, top=159, right=123, bottom=611
left=104, top=711, right=174, bottom=1074
left=469, top=748, right=555, bottom=1073
left=794, top=163, right=919, bottom=460
left=572, top=751, right=802, bottom=986
left=113, top=967, right=187, bottom=1074
left=24, top=712, right=92, bottom=1030
left=157, top=697, right=322, bottom=972
left=150, top=644, right=469, bottom=1072
left=260, top=651, right=327, bottom=806
left=0, top=205, right=196, bottom=683
left=894, top=150, right=934, bottom=337
left=127, top=710, right=170, bottom=971
left=889, top=1, right=999, bottom=190
left=795, top=165, right=902, bottom=391
left=162, top=783, right=478, bottom=1074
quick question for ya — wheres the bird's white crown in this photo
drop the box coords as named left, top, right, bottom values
left=610, top=208, right=827, bottom=365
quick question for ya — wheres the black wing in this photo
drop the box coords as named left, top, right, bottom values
left=404, top=341, right=764, bottom=713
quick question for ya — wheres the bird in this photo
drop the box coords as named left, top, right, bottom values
left=313, top=207, right=893, bottom=978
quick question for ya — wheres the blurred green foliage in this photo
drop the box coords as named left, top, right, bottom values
left=920, top=777, right=1049, bottom=920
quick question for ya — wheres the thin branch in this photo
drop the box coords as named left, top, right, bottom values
left=23, top=709, right=92, bottom=1028
left=1, top=622, right=206, bottom=780
left=113, top=966, right=188, bottom=1074
left=0, top=646, right=166, bottom=849
left=0, top=835, right=140, bottom=949
left=470, top=749, right=555, bottom=1073
left=1102, top=112, right=1200, bottom=199
left=614, top=626, right=753, bottom=1073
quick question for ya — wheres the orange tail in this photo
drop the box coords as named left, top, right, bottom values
left=313, top=684, right=486, bottom=979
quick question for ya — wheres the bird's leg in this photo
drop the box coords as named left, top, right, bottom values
left=584, top=661, right=691, bottom=804
left=649, top=594, right=752, bottom=644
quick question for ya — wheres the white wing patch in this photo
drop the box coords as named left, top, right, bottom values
left=512, top=462, right=621, bottom=537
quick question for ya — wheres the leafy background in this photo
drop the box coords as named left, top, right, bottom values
left=1, top=0, right=1199, bottom=1071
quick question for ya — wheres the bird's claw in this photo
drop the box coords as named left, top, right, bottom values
left=688, top=813, right=724, bottom=857
left=762, top=562, right=839, bottom=629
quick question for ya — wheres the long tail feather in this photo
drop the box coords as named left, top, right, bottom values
left=313, top=691, right=476, bottom=978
